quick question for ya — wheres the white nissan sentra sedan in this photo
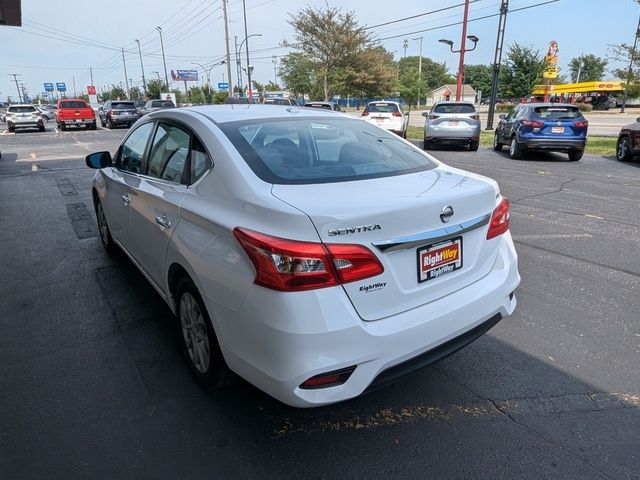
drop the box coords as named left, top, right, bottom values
left=86, top=105, right=520, bottom=408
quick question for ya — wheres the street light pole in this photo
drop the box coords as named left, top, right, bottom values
left=238, top=34, right=262, bottom=96
left=121, top=47, right=130, bottom=100
left=156, top=26, right=169, bottom=89
left=455, top=0, right=471, bottom=101
left=412, top=37, right=423, bottom=107
left=135, top=39, right=147, bottom=95
left=272, top=55, right=278, bottom=85
left=439, top=36, right=479, bottom=102
left=242, top=0, right=254, bottom=97
left=486, top=0, right=508, bottom=130
left=8, top=73, right=22, bottom=103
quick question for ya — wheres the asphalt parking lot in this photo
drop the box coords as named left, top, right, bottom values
left=1, top=127, right=639, bottom=479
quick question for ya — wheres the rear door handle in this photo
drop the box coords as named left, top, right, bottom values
left=155, top=214, right=171, bottom=229
left=121, top=194, right=130, bottom=206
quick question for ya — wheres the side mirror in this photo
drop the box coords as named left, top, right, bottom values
left=86, top=151, right=112, bottom=169
left=498, top=114, right=506, bottom=120
left=421, top=112, right=429, bottom=118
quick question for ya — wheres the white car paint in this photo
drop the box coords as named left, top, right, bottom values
left=89, top=105, right=520, bottom=407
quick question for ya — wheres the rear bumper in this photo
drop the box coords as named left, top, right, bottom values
left=519, top=136, right=586, bottom=152
left=109, top=115, right=138, bottom=125
left=7, top=119, right=43, bottom=128
left=425, top=124, right=481, bottom=141
left=208, top=232, right=520, bottom=407
left=60, top=119, right=94, bottom=125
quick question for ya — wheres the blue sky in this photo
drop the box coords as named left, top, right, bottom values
left=0, top=0, right=637, bottom=100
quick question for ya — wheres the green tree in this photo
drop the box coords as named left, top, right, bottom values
left=129, top=86, right=143, bottom=101
left=609, top=42, right=640, bottom=99
left=145, top=78, right=169, bottom=100
left=212, top=91, right=228, bottom=104
left=265, top=81, right=281, bottom=91
left=500, top=43, right=545, bottom=99
left=285, top=5, right=373, bottom=100
left=568, top=54, right=607, bottom=82
left=397, top=56, right=454, bottom=105
left=336, top=47, right=397, bottom=98
left=279, top=52, right=317, bottom=98
left=463, top=64, right=492, bottom=99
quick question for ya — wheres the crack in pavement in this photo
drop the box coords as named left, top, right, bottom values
left=511, top=177, right=578, bottom=203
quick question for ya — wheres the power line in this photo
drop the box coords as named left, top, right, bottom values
left=365, top=0, right=481, bottom=30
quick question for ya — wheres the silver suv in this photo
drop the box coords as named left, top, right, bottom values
left=5, top=105, right=45, bottom=133
left=422, top=101, right=480, bottom=151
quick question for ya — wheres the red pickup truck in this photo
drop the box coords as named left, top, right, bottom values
left=55, top=99, right=97, bottom=131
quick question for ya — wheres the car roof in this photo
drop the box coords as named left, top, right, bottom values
left=433, top=100, right=474, bottom=105
left=367, top=101, right=400, bottom=105
left=167, top=104, right=346, bottom=124
left=519, top=102, right=578, bottom=108
left=8, top=104, right=36, bottom=108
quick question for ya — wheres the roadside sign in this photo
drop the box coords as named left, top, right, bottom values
left=218, top=82, right=229, bottom=90
left=87, top=85, right=97, bottom=95
left=543, top=67, right=558, bottom=79
left=56, top=82, right=67, bottom=92
left=171, top=69, right=199, bottom=81
left=44, top=83, right=54, bottom=92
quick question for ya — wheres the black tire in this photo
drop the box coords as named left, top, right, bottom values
left=176, top=277, right=234, bottom=388
left=493, top=131, right=503, bottom=151
left=423, top=137, right=432, bottom=150
left=90, top=121, right=97, bottom=131
left=60, top=123, right=66, bottom=131
left=8, top=125, right=15, bottom=133
left=100, top=118, right=106, bottom=127
left=469, top=140, right=479, bottom=151
left=95, top=198, right=116, bottom=253
left=568, top=149, right=584, bottom=162
left=39, top=125, right=45, bottom=132
left=509, top=137, right=523, bottom=159
left=616, top=136, right=633, bottom=162
left=107, top=118, right=113, bottom=129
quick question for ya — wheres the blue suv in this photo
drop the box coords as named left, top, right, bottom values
left=494, top=103, right=588, bottom=161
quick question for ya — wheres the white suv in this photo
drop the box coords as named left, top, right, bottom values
left=361, top=101, right=409, bottom=137
left=5, top=104, right=45, bottom=133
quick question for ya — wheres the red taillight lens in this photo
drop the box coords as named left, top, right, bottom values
left=521, top=119, right=544, bottom=128
left=428, top=114, right=439, bottom=120
left=233, top=228, right=384, bottom=291
left=392, top=111, right=402, bottom=117
left=361, top=111, right=369, bottom=116
left=486, top=198, right=510, bottom=240
left=300, top=366, right=356, bottom=389
left=470, top=114, right=480, bottom=120
left=574, top=120, right=588, bottom=128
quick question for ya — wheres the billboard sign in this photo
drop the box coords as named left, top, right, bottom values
left=218, top=82, right=229, bottom=90
left=171, top=69, right=199, bottom=82
left=56, top=82, right=67, bottom=92
left=44, top=83, right=54, bottom=92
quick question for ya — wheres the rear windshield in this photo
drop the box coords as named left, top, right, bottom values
left=533, top=106, right=581, bottom=120
left=60, top=101, right=87, bottom=109
left=8, top=106, right=36, bottom=113
left=264, top=98, right=293, bottom=105
left=365, top=103, right=399, bottom=113
left=111, top=102, right=136, bottom=109
left=218, top=118, right=437, bottom=185
left=433, top=103, right=476, bottom=114
left=305, top=103, right=332, bottom=110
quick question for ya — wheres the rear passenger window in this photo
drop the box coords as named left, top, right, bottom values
left=190, top=136, right=212, bottom=183
left=147, top=123, right=190, bottom=184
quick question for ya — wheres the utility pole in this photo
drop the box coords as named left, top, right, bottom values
left=403, top=39, right=409, bottom=58
left=455, top=0, right=471, bottom=101
left=272, top=55, right=278, bottom=85
left=412, top=37, right=423, bottom=107
left=485, top=0, right=508, bottom=130
left=622, top=14, right=640, bottom=113
left=156, top=27, right=169, bottom=89
left=121, top=48, right=130, bottom=100
left=235, top=35, right=243, bottom=93
left=8, top=73, right=23, bottom=103
left=222, top=0, right=233, bottom=97
left=90, top=67, right=94, bottom=86
left=135, top=39, right=147, bottom=95
left=73, top=76, right=77, bottom=97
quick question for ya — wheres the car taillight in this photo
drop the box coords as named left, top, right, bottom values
left=392, top=111, right=402, bottom=117
left=361, top=111, right=369, bottom=116
left=300, top=366, right=356, bottom=389
left=470, top=114, right=480, bottom=120
left=428, top=114, right=439, bottom=120
left=233, top=227, right=384, bottom=291
left=486, top=197, right=510, bottom=240
left=574, top=120, right=588, bottom=128
left=521, top=119, right=544, bottom=128
left=107, top=109, right=114, bottom=116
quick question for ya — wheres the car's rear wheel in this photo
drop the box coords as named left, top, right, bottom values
left=95, top=199, right=116, bottom=252
left=616, top=136, right=633, bottom=162
left=509, top=137, right=523, bottom=159
left=469, top=139, right=479, bottom=151
left=423, top=137, right=432, bottom=150
left=107, top=118, right=113, bottom=129
left=8, top=125, right=15, bottom=133
left=90, top=121, right=97, bottom=131
left=177, top=277, right=234, bottom=387
left=39, top=124, right=45, bottom=132
left=568, top=149, right=583, bottom=162
left=493, top=131, right=503, bottom=151
left=59, top=123, right=66, bottom=131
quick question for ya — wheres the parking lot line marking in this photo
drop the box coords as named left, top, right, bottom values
left=30, top=153, right=37, bottom=159
left=585, top=213, right=604, bottom=220
left=269, top=391, right=640, bottom=437
left=512, top=234, right=593, bottom=241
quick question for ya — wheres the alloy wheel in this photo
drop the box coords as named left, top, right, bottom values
left=618, top=138, right=628, bottom=160
left=96, top=202, right=110, bottom=246
left=180, top=292, right=211, bottom=374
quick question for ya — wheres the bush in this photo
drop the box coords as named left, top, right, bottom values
left=577, top=103, right=593, bottom=112
left=495, top=103, right=516, bottom=114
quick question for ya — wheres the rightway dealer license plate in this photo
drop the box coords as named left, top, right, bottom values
left=417, top=236, right=463, bottom=283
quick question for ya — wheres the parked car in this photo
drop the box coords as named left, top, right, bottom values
left=98, top=101, right=140, bottom=128
left=304, top=101, right=341, bottom=111
left=224, top=96, right=258, bottom=104
left=361, top=101, right=409, bottom=138
left=55, top=99, right=97, bottom=130
left=5, top=104, right=45, bottom=132
left=37, top=108, right=55, bottom=121
left=84, top=105, right=520, bottom=407
left=139, top=99, right=176, bottom=116
left=493, top=103, right=588, bottom=161
left=591, top=95, right=617, bottom=111
left=422, top=101, right=481, bottom=151
left=263, top=97, right=296, bottom=106
left=615, top=117, right=640, bottom=162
